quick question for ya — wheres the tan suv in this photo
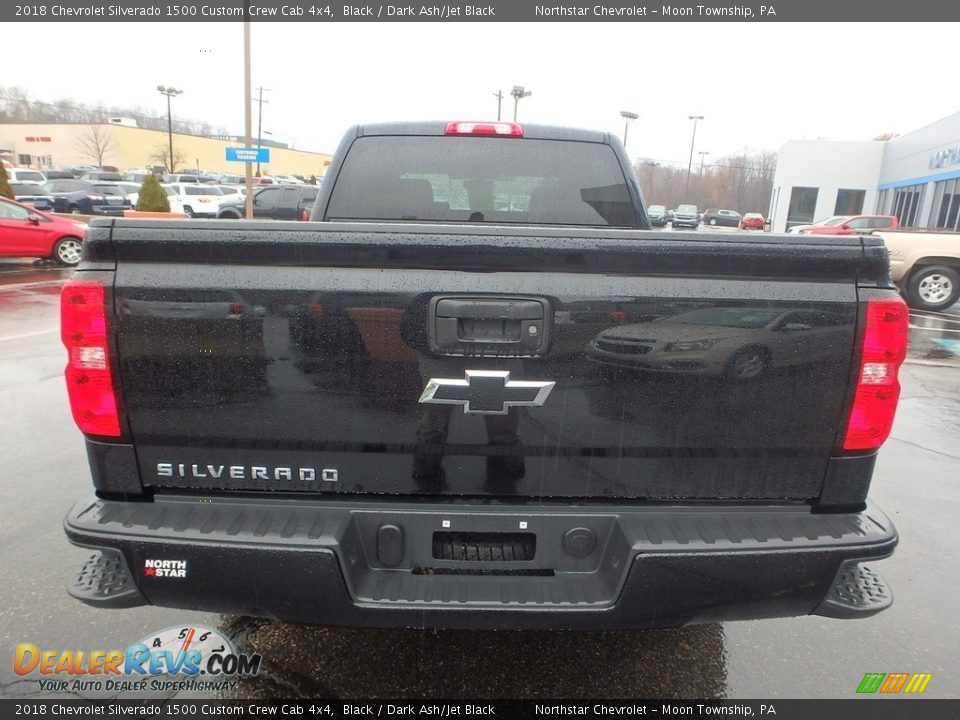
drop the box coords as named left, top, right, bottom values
left=875, top=230, right=960, bottom=311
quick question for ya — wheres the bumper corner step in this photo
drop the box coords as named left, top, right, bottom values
left=814, top=562, right=892, bottom=619
left=68, top=549, right=147, bottom=609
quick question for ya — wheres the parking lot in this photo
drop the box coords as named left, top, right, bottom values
left=0, top=255, right=957, bottom=701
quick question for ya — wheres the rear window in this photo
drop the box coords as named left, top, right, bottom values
left=94, top=184, right=123, bottom=195
left=326, top=136, right=637, bottom=227
left=185, top=186, right=223, bottom=196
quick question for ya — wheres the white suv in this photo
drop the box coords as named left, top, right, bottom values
left=166, top=183, right=224, bottom=218
left=8, top=168, right=48, bottom=184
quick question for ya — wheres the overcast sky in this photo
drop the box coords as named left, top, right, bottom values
left=7, top=22, right=957, bottom=165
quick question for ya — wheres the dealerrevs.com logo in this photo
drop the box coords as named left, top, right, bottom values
left=14, top=625, right=261, bottom=694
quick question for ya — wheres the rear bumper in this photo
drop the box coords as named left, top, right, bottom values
left=64, top=495, right=897, bottom=630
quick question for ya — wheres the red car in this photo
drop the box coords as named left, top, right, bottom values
left=789, top=215, right=899, bottom=235
left=739, top=213, right=765, bottom=230
left=0, top=196, right=87, bottom=266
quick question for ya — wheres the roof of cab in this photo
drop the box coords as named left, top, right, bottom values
left=355, top=121, right=609, bottom=144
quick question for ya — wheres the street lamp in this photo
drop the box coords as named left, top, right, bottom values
left=698, top=150, right=710, bottom=176
left=511, top=86, right=532, bottom=122
left=685, top=115, right=704, bottom=196
left=255, top=86, right=270, bottom=176
left=156, top=85, right=183, bottom=173
left=620, top=111, right=639, bottom=148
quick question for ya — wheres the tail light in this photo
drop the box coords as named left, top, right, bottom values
left=61, top=280, right=121, bottom=438
left=445, top=121, right=523, bottom=137
left=300, top=208, right=309, bottom=221
left=228, top=302, right=245, bottom=316
left=842, top=298, right=909, bottom=450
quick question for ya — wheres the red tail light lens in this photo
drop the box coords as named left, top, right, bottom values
left=61, top=280, right=121, bottom=438
left=444, top=121, right=523, bottom=137
left=300, top=209, right=309, bottom=221
left=843, top=298, right=909, bottom=450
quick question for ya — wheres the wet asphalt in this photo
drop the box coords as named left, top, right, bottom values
left=0, top=258, right=957, bottom=701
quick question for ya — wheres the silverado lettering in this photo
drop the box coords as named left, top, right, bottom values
left=155, top=463, right=322, bottom=482
left=62, top=121, right=905, bottom=630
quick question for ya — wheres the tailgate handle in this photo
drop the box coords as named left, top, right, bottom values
left=430, top=296, right=550, bottom=355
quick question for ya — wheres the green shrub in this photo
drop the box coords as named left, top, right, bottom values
left=0, top=164, right=13, bottom=200
left=136, top=173, right=170, bottom=212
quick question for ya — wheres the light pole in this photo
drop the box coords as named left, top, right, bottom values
left=493, top=90, right=503, bottom=121
left=156, top=85, right=183, bottom=172
left=242, top=8, right=253, bottom=218
left=698, top=150, right=710, bottom=207
left=511, top=85, right=532, bottom=122
left=685, top=115, right=704, bottom=197
left=255, top=86, right=270, bottom=177
left=620, top=111, right=638, bottom=149
left=698, top=150, right=710, bottom=175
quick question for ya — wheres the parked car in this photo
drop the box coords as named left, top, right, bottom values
left=166, top=183, right=225, bottom=218
left=216, top=184, right=319, bottom=220
left=0, top=195, right=87, bottom=265
left=163, top=174, right=200, bottom=184
left=647, top=204, right=669, bottom=227
left=41, top=170, right=75, bottom=180
left=80, top=171, right=123, bottom=182
left=788, top=215, right=899, bottom=235
left=671, top=203, right=700, bottom=229
left=739, top=213, right=765, bottom=230
left=587, top=306, right=848, bottom=380
left=702, top=209, right=742, bottom=227
left=216, top=185, right=245, bottom=201
left=68, top=165, right=99, bottom=178
left=115, top=181, right=143, bottom=207
left=42, top=179, right=132, bottom=215
left=219, top=173, right=246, bottom=185
left=160, top=185, right=186, bottom=214
left=7, top=168, right=47, bottom=184
left=124, top=171, right=151, bottom=183
left=9, top=182, right=56, bottom=212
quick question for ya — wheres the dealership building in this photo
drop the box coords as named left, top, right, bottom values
left=769, top=111, right=960, bottom=233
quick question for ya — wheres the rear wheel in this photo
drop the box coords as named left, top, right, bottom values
left=183, top=206, right=194, bottom=218
left=725, top=347, right=768, bottom=381
left=218, top=210, right=241, bottom=219
left=907, top=265, right=960, bottom=311
left=53, top=237, right=83, bottom=266
left=709, top=218, right=718, bottom=226
left=69, top=205, right=82, bottom=215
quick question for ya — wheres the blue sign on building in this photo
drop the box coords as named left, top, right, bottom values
left=225, top=147, right=270, bottom=163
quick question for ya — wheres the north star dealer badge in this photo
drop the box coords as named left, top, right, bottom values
left=418, top=370, right=555, bottom=415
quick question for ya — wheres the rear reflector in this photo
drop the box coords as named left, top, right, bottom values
left=61, top=280, right=121, bottom=438
left=842, top=297, right=909, bottom=451
left=445, top=121, right=523, bottom=137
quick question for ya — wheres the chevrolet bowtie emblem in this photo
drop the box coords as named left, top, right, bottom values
left=418, top=370, right=555, bottom=415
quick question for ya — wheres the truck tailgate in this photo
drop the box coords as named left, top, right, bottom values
left=96, top=220, right=881, bottom=501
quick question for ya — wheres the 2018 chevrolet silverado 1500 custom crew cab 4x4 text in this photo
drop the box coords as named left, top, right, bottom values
left=62, top=121, right=905, bottom=630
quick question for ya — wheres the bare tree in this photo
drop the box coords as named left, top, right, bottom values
left=76, top=125, right=116, bottom=168
left=150, top=144, right=186, bottom=173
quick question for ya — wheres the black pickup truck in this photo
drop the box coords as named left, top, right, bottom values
left=62, top=121, right=907, bottom=630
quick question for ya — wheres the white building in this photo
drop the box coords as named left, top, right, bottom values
left=769, top=111, right=960, bottom=233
